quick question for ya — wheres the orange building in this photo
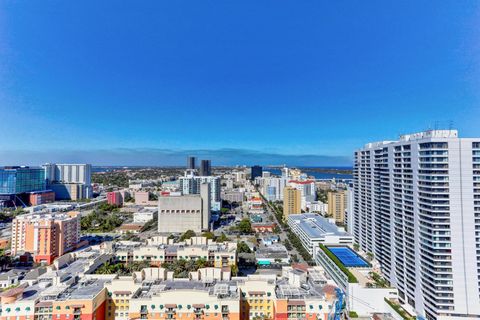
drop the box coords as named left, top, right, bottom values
left=27, top=190, right=55, bottom=206
left=11, top=211, right=81, bottom=264
left=0, top=279, right=108, bottom=320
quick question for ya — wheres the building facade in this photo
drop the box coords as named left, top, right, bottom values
left=44, top=163, right=92, bottom=200
left=352, top=130, right=480, bottom=320
left=250, top=166, right=263, bottom=181
left=11, top=212, right=81, bottom=264
left=283, top=187, right=301, bottom=220
left=327, top=190, right=347, bottom=224
left=187, top=156, right=197, bottom=170
left=0, top=166, right=47, bottom=207
left=256, top=177, right=287, bottom=201
left=199, top=160, right=212, bottom=176
left=179, top=173, right=221, bottom=211
left=287, top=214, right=353, bottom=257
left=107, top=191, right=123, bottom=206
left=158, top=184, right=211, bottom=233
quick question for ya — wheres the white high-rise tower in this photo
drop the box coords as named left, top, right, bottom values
left=352, top=130, right=480, bottom=320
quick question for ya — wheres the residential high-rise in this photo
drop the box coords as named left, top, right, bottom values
left=250, top=165, right=263, bottom=181
left=256, top=176, right=287, bottom=201
left=179, top=172, right=221, bottom=211
left=327, top=190, right=347, bottom=224
left=289, top=180, right=317, bottom=210
left=283, top=187, right=301, bottom=219
left=11, top=211, right=81, bottom=264
left=158, top=183, right=211, bottom=233
left=187, top=156, right=196, bottom=170
left=43, top=163, right=92, bottom=200
left=199, top=159, right=211, bottom=176
left=352, top=130, right=480, bottom=320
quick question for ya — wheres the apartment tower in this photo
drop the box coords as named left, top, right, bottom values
left=352, top=130, right=480, bottom=320
left=283, top=187, right=301, bottom=219
left=327, top=190, right=347, bottom=224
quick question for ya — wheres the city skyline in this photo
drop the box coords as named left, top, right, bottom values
left=1, top=1, right=479, bottom=166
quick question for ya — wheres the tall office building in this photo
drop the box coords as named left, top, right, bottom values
left=187, top=156, right=196, bottom=170
left=43, top=163, right=92, bottom=200
left=283, top=187, right=301, bottom=219
left=0, top=167, right=46, bottom=195
left=250, top=165, right=263, bottom=181
left=199, top=160, right=211, bottom=176
left=0, top=166, right=47, bottom=207
left=327, top=190, right=347, bottom=224
left=158, top=183, right=211, bottom=233
left=352, top=130, right=480, bottom=320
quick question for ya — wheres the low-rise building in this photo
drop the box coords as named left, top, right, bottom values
left=0, top=270, right=22, bottom=289
left=133, top=207, right=157, bottom=223
left=221, top=190, right=245, bottom=203
left=247, top=197, right=263, bottom=214
left=27, top=190, right=55, bottom=206
left=251, top=223, right=276, bottom=233
left=0, top=246, right=114, bottom=320
left=116, top=223, right=144, bottom=235
left=315, top=245, right=399, bottom=318
left=255, top=244, right=290, bottom=266
left=287, top=214, right=353, bottom=257
left=237, top=266, right=340, bottom=320
left=113, top=237, right=237, bottom=269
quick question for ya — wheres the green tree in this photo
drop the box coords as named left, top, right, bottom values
left=237, top=218, right=252, bottom=234
left=180, top=230, right=196, bottom=241
left=230, top=264, right=239, bottom=276
left=237, top=241, right=252, bottom=254
left=202, top=231, right=215, bottom=240
left=215, top=233, right=230, bottom=243
left=0, top=250, right=11, bottom=271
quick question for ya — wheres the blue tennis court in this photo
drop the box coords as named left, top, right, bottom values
left=327, top=246, right=369, bottom=267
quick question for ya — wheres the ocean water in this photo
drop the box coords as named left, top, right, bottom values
left=266, top=167, right=353, bottom=180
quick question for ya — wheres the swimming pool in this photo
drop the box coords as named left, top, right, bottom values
left=327, top=246, right=369, bottom=267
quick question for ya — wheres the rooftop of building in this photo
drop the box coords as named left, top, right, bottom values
left=362, top=129, right=461, bottom=149
left=288, top=213, right=350, bottom=239
left=134, top=279, right=239, bottom=299
left=57, top=278, right=108, bottom=300
left=14, top=211, right=79, bottom=222
left=288, top=180, right=315, bottom=184
left=256, top=245, right=289, bottom=260
left=114, top=238, right=237, bottom=253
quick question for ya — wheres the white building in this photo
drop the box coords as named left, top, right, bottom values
left=179, top=172, right=221, bottom=211
left=255, top=176, right=287, bottom=201
left=133, top=207, right=157, bottom=223
left=288, top=180, right=317, bottom=209
left=287, top=213, right=353, bottom=257
left=158, top=183, right=211, bottom=233
left=345, top=184, right=354, bottom=233
left=352, top=130, right=480, bottom=320
left=314, top=246, right=398, bottom=317
left=306, top=201, right=328, bottom=214
left=43, top=163, right=92, bottom=199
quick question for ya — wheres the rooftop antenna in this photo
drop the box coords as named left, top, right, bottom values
left=448, top=120, right=454, bottom=131
left=434, top=120, right=439, bottom=131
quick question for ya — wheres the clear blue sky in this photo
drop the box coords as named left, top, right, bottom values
left=0, top=1, right=479, bottom=166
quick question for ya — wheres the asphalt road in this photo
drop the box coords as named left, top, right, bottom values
left=259, top=196, right=306, bottom=264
